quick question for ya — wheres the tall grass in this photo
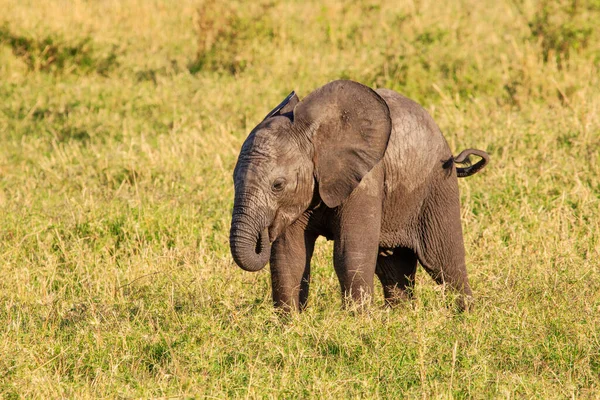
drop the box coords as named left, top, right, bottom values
left=0, top=0, right=599, bottom=397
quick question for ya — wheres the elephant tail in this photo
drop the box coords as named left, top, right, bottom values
left=452, top=149, right=490, bottom=178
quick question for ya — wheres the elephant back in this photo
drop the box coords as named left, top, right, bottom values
left=376, top=89, right=452, bottom=196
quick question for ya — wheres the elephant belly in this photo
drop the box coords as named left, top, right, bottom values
left=301, top=204, right=336, bottom=240
left=379, top=180, right=427, bottom=250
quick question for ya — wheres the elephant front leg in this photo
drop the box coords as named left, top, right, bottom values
left=333, top=169, right=384, bottom=307
left=269, top=221, right=317, bottom=312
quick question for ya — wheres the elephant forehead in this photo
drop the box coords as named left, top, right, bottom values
left=242, top=128, right=300, bottom=161
left=240, top=130, right=278, bottom=158
left=233, top=161, right=270, bottom=190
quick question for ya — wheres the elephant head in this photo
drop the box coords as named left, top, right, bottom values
left=229, top=80, right=392, bottom=272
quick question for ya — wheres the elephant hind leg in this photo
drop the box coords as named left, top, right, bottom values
left=375, top=247, right=418, bottom=307
left=416, top=184, right=473, bottom=311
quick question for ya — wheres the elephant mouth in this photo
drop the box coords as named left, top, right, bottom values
left=268, top=212, right=300, bottom=243
left=268, top=227, right=276, bottom=244
left=268, top=218, right=285, bottom=243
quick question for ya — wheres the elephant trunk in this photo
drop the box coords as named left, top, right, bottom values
left=229, top=208, right=271, bottom=272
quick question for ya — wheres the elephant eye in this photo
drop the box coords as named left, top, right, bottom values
left=271, top=177, right=287, bottom=193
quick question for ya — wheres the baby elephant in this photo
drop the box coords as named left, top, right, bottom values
left=229, top=80, right=489, bottom=311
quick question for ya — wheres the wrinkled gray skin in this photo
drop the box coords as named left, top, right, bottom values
left=230, top=80, right=489, bottom=312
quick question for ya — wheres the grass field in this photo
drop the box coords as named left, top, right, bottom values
left=1, top=0, right=599, bottom=397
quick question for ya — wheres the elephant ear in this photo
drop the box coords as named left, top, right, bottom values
left=293, top=80, right=392, bottom=208
left=263, top=91, right=299, bottom=120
